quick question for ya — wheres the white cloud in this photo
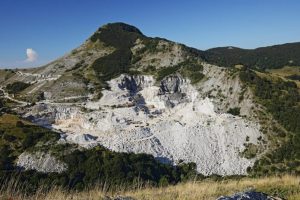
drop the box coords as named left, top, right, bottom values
left=25, top=48, right=38, bottom=62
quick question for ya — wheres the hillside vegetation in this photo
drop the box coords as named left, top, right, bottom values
left=90, top=23, right=144, bottom=81
left=202, top=42, right=300, bottom=69
left=268, top=66, right=300, bottom=87
left=6, top=81, right=31, bottom=94
left=238, top=67, right=300, bottom=175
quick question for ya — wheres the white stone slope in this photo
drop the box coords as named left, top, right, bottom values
left=17, top=152, right=67, bottom=173
left=24, top=64, right=262, bottom=176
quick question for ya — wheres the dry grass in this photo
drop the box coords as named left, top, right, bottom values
left=1, top=175, right=299, bottom=200
left=268, top=66, right=300, bottom=77
left=267, top=66, right=300, bottom=88
left=124, top=175, right=300, bottom=200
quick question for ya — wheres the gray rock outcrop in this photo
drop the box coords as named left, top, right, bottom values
left=17, top=152, right=67, bottom=173
left=217, top=191, right=284, bottom=200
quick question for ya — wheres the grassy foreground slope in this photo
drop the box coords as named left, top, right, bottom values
left=1, top=175, right=299, bottom=200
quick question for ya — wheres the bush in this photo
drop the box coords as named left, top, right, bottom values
left=156, top=59, right=205, bottom=83
left=227, top=107, right=240, bottom=116
left=0, top=145, right=13, bottom=170
left=188, top=71, right=205, bottom=84
left=2, top=134, right=16, bottom=142
left=159, top=176, right=169, bottom=187
left=286, top=74, right=300, bottom=80
left=16, top=121, right=24, bottom=127
left=6, top=81, right=31, bottom=94
left=180, top=60, right=204, bottom=84
left=157, top=65, right=181, bottom=81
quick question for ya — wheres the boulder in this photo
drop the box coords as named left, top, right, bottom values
left=217, top=191, right=284, bottom=200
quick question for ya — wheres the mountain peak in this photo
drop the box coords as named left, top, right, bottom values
left=99, top=22, right=143, bottom=35
left=90, top=22, right=144, bottom=44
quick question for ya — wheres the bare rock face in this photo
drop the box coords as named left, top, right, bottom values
left=119, top=75, right=153, bottom=93
left=158, top=75, right=189, bottom=108
left=59, top=133, right=99, bottom=148
left=159, top=75, right=184, bottom=94
left=217, top=191, right=284, bottom=200
left=22, top=65, right=263, bottom=176
left=16, top=152, right=67, bottom=173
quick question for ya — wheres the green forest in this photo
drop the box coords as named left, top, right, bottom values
left=239, top=68, right=300, bottom=175
left=202, top=42, right=300, bottom=69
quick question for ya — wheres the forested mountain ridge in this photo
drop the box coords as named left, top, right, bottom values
left=202, top=42, right=300, bottom=69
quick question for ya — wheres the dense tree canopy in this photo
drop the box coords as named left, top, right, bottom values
left=202, top=42, right=300, bottom=69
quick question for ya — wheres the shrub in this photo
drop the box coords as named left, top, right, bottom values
left=156, top=65, right=181, bottom=81
left=6, top=81, right=31, bottom=94
left=159, top=176, right=169, bottom=187
left=0, top=145, right=13, bottom=170
left=286, top=74, right=300, bottom=80
left=3, top=134, right=16, bottom=142
left=227, top=107, right=240, bottom=116
left=16, top=121, right=24, bottom=127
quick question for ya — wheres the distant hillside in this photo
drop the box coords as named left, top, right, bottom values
left=202, top=42, right=300, bottom=69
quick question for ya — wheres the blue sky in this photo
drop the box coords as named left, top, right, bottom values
left=0, top=0, right=300, bottom=68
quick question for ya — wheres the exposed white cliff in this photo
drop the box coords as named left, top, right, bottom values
left=23, top=63, right=262, bottom=176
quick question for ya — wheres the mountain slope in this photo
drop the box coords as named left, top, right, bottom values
left=0, top=113, right=197, bottom=191
left=0, top=23, right=299, bottom=180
